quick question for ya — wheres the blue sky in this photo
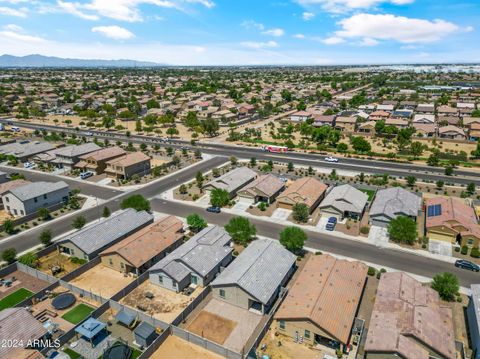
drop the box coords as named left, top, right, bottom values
left=0, top=0, right=478, bottom=65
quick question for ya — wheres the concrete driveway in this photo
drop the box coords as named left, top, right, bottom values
left=368, top=225, right=389, bottom=247
left=271, top=208, right=291, bottom=221
left=429, top=240, right=453, bottom=257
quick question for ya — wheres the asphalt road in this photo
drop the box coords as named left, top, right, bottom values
left=0, top=156, right=227, bottom=254
left=2, top=118, right=479, bottom=185
left=152, top=199, right=480, bottom=287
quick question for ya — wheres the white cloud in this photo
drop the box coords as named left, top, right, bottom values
left=0, top=5, right=27, bottom=17
left=241, top=40, right=278, bottom=49
left=296, top=0, right=414, bottom=14
left=92, top=25, right=134, bottom=40
left=320, top=36, right=345, bottom=45
left=262, top=28, right=285, bottom=37
left=241, top=20, right=265, bottom=30
left=335, top=13, right=460, bottom=43
left=0, top=24, right=47, bottom=43
left=302, top=11, right=314, bottom=20
left=293, top=33, right=305, bottom=39
left=359, top=37, right=378, bottom=46
left=57, top=1, right=99, bottom=20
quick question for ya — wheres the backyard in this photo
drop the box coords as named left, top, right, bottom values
left=61, top=303, right=96, bottom=324
left=0, top=287, right=33, bottom=310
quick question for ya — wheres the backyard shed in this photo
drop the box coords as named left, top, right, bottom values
left=134, top=322, right=157, bottom=347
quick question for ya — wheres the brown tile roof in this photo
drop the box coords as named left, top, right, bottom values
left=365, top=272, right=456, bottom=359
left=100, top=215, right=183, bottom=268
left=277, top=177, right=327, bottom=208
left=106, top=151, right=150, bottom=167
left=275, top=255, right=367, bottom=344
left=239, top=174, right=284, bottom=198
left=80, top=146, right=125, bottom=161
left=0, top=179, right=31, bottom=195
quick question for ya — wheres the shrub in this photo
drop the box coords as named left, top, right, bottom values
left=360, top=226, right=370, bottom=235
left=315, top=251, right=322, bottom=255
left=471, top=247, right=480, bottom=258
left=454, top=246, right=460, bottom=252
left=367, top=267, right=376, bottom=276
left=461, top=245, right=468, bottom=255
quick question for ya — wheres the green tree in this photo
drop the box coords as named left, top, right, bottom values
left=431, top=272, right=459, bottom=301
left=200, top=118, right=219, bottom=137
left=230, top=156, right=238, bottom=166
left=287, top=162, right=294, bottom=172
left=387, top=216, right=418, bottom=245
left=280, top=226, right=307, bottom=253
left=166, top=127, right=179, bottom=138
left=351, top=136, right=371, bottom=153
left=250, top=157, right=257, bottom=166
left=445, top=166, right=454, bottom=176
left=427, top=152, right=440, bottom=166
left=436, top=180, right=444, bottom=189
left=406, top=175, right=416, bottom=187
left=39, top=229, right=53, bottom=247
left=224, top=216, right=256, bottom=246
left=2, top=219, right=15, bottom=235
left=18, top=252, right=38, bottom=268
left=2, top=248, right=17, bottom=264
left=37, top=207, right=51, bottom=221
left=121, top=194, right=151, bottom=212
left=196, top=171, right=204, bottom=188
left=467, top=182, right=476, bottom=195
left=210, top=188, right=230, bottom=207
left=410, top=141, right=424, bottom=159
left=292, top=203, right=309, bottom=223
left=102, top=206, right=111, bottom=218
left=187, top=213, right=207, bottom=233
left=72, top=216, right=86, bottom=229
left=179, top=184, right=188, bottom=194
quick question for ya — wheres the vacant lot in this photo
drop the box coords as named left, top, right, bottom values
left=0, top=288, right=33, bottom=310
left=61, top=303, right=95, bottom=325
left=151, top=335, right=224, bottom=359
left=187, top=310, right=236, bottom=344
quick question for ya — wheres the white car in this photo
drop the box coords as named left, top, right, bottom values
left=23, top=162, right=36, bottom=169
left=80, top=171, right=94, bottom=179
left=324, top=156, right=339, bottom=163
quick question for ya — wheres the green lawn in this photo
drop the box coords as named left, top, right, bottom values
left=61, top=303, right=95, bottom=324
left=0, top=288, right=33, bottom=310
left=359, top=188, right=376, bottom=201
left=63, top=348, right=81, bottom=359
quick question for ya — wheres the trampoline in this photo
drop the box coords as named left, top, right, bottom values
left=52, top=293, right=76, bottom=310
left=102, top=342, right=132, bottom=359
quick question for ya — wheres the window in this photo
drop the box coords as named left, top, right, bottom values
left=219, top=289, right=226, bottom=299
left=43, top=194, right=47, bottom=199
left=71, top=249, right=75, bottom=255
left=279, top=320, right=285, bottom=330
left=20, top=210, right=24, bottom=215
left=34, top=197, right=38, bottom=203
left=120, top=262, right=124, bottom=269
left=5, top=197, right=9, bottom=202
left=158, top=275, right=163, bottom=284
left=304, top=330, right=310, bottom=339
left=468, top=239, right=474, bottom=246
left=172, top=280, right=177, bottom=288
left=13, top=209, right=17, bottom=215
left=109, top=258, right=113, bottom=265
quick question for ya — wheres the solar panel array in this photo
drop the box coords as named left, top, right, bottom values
left=427, top=204, right=442, bottom=217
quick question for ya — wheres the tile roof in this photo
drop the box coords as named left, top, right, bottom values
left=53, top=142, right=101, bottom=158
left=204, top=166, right=257, bottom=194
left=7, top=181, right=69, bottom=201
left=275, top=254, right=367, bottom=344
left=370, top=187, right=422, bottom=221
left=106, top=151, right=150, bottom=167
left=0, top=141, right=55, bottom=158
left=365, top=272, right=456, bottom=359
left=319, top=184, right=368, bottom=214
left=100, top=215, right=183, bottom=268
left=277, top=177, right=327, bottom=208
left=0, top=179, right=31, bottom=195
left=79, top=146, right=125, bottom=161
left=238, top=174, right=284, bottom=198
left=211, top=238, right=296, bottom=305
left=60, top=208, right=154, bottom=255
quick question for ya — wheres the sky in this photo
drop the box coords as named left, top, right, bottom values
left=0, top=0, right=478, bottom=65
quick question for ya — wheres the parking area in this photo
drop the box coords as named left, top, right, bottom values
left=151, top=335, right=223, bottom=359
left=184, top=298, right=263, bottom=353
left=69, top=264, right=134, bottom=299
left=120, top=281, right=202, bottom=323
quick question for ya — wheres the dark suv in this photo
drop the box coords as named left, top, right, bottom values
left=455, top=259, right=480, bottom=272
left=206, top=206, right=221, bottom=213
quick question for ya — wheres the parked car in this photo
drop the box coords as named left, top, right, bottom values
left=324, top=156, right=339, bottom=163
left=455, top=259, right=480, bottom=272
left=80, top=171, right=94, bottom=180
left=23, top=162, right=35, bottom=169
left=206, top=206, right=221, bottom=213
left=326, top=217, right=337, bottom=231
left=279, top=176, right=288, bottom=183
left=85, top=131, right=93, bottom=136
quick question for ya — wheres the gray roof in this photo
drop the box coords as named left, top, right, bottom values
left=7, top=181, right=69, bottom=201
left=0, top=307, right=48, bottom=357
left=0, top=141, right=54, bottom=158
left=149, top=225, right=232, bottom=280
left=211, top=238, right=296, bottom=305
left=319, top=184, right=368, bottom=214
left=470, top=284, right=480, bottom=338
left=60, top=208, right=153, bottom=255
left=204, top=166, right=257, bottom=193
left=53, top=142, right=101, bottom=158
left=370, top=187, right=422, bottom=221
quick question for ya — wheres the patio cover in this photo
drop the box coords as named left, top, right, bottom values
left=115, top=310, right=135, bottom=327
left=75, top=318, right=106, bottom=340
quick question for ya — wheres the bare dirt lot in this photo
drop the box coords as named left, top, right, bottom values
left=120, top=281, right=201, bottom=323
left=187, top=310, right=237, bottom=345
left=151, top=335, right=224, bottom=359
left=69, top=265, right=133, bottom=299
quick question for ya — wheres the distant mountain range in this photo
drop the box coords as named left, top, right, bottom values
left=0, top=54, right=165, bottom=68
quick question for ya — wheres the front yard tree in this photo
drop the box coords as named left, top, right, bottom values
left=280, top=226, right=307, bottom=253
left=196, top=171, right=204, bottom=188
left=230, top=156, right=238, bottom=166
left=187, top=213, right=207, bottom=233
left=431, top=272, right=459, bottom=301
left=38, top=207, right=51, bottom=221
left=2, top=248, right=17, bottom=264
left=225, top=216, right=256, bottom=246
left=427, top=152, right=440, bottom=166
left=210, top=188, right=229, bottom=208
left=467, top=182, right=476, bottom=195
left=410, top=141, right=424, bottom=159
left=287, top=162, right=294, bottom=172
left=2, top=219, right=15, bottom=235
left=406, top=175, right=416, bottom=187
left=351, top=136, right=371, bottom=153
left=445, top=166, right=454, bottom=176
left=39, top=229, right=53, bottom=247
left=179, top=184, right=188, bottom=194
left=72, top=216, right=86, bottom=229
left=292, top=203, right=309, bottom=223
left=121, top=194, right=151, bottom=212
left=436, top=180, right=444, bottom=189
left=387, top=215, right=418, bottom=245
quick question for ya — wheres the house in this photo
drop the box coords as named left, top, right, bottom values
left=43, top=142, right=101, bottom=170
left=237, top=174, right=285, bottom=204
left=413, top=114, right=435, bottom=124
left=334, top=116, right=356, bottom=132
left=425, top=197, right=480, bottom=247
left=100, top=215, right=184, bottom=275
left=365, top=272, right=455, bottom=359
left=470, top=123, right=480, bottom=141
left=275, top=255, right=367, bottom=351
left=437, top=105, right=458, bottom=116
left=149, top=225, right=233, bottom=292
left=75, top=146, right=126, bottom=175
left=369, top=188, right=422, bottom=227
left=319, top=184, right=368, bottom=220
left=290, top=111, right=312, bottom=122
left=467, top=284, right=480, bottom=359
left=203, top=166, right=257, bottom=198
left=437, top=115, right=461, bottom=126
left=416, top=103, right=435, bottom=114
left=0, top=141, right=55, bottom=162
left=0, top=307, right=48, bottom=358
left=464, top=116, right=480, bottom=129
left=277, top=177, right=328, bottom=213
left=438, top=125, right=466, bottom=140
left=104, top=152, right=151, bottom=180
left=313, top=115, right=335, bottom=127
left=369, top=111, right=390, bottom=121
left=57, top=208, right=154, bottom=260
left=357, top=121, right=376, bottom=134
left=211, top=238, right=296, bottom=314
left=385, top=118, right=409, bottom=129
left=3, top=181, right=69, bottom=217
left=413, top=123, right=436, bottom=137
left=377, top=104, right=394, bottom=112
left=0, top=179, right=30, bottom=204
